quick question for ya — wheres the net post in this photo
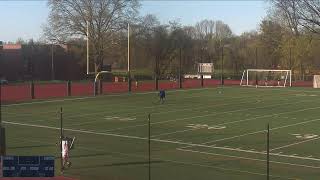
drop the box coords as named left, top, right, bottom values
left=148, top=113, right=151, bottom=180
left=67, top=81, right=71, bottom=96
left=155, top=75, right=158, bottom=91
left=60, top=107, right=63, bottom=173
left=93, top=81, right=97, bottom=96
left=240, top=70, right=246, bottom=86
left=128, top=72, right=132, bottom=92
left=201, top=75, right=204, bottom=87
left=289, top=70, right=292, bottom=87
left=267, top=123, right=270, bottom=180
left=0, top=84, right=6, bottom=156
left=99, top=80, right=103, bottom=95
left=30, top=81, right=35, bottom=99
left=246, top=70, right=249, bottom=86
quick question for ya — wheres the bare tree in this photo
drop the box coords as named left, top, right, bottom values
left=44, top=0, right=139, bottom=74
left=270, top=0, right=320, bottom=34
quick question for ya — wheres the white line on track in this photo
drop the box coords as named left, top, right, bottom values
left=4, top=120, right=320, bottom=163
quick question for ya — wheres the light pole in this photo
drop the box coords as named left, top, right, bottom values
left=50, top=38, right=56, bottom=80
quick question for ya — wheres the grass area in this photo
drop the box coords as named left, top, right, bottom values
left=3, top=87, right=320, bottom=179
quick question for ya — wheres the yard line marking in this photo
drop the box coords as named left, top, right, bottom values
left=4, top=120, right=320, bottom=163
left=69, top=98, right=259, bottom=127
left=104, top=98, right=315, bottom=132
left=177, top=148, right=320, bottom=170
left=270, top=137, right=320, bottom=152
left=179, top=118, right=320, bottom=149
left=151, top=129, right=194, bottom=138
left=65, top=89, right=272, bottom=121
left=9, top=91, right=266, bottom=126
left=151, top=104, right=320, bottom=138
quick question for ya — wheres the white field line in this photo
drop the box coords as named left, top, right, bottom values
left=178, top=107, right=320, bottom=140
left=65, top=86, right=307, bottom=121
left=4, top=120, right=320, bottom=163
left=70, top=99, right=262, bottom=127
left=4, top=86, right=280, bottom=126
left=239, top=86, right=320, bottom=94
left=103, top=99, right=315, bottom=132
left=65, top=88, right=269, bottom=120
left=7, top=136, right=293, bottom=180
left=3, top=88, right=213, bottom=107
left=3, top=87, right=252, bottom=120
left=3, top=85, right=301, bottom=119
left=177, top=148, right=320, bottom=170
left=270, top=137, right=320, bottom=152
left=119, top=98, right=320, bottom=136
left=2, top=90, right=201, bottom=117
left=15, top=94, right=210, bottom=122
left=26, top=92, right=261, bottom=125
left=180, top=117, right=320, bottom=150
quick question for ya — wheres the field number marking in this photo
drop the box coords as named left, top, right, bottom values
left=104, top=116, right=136, bottom=121
left=186, top=124, right=226, bottom=130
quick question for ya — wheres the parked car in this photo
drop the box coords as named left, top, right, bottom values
left=0, top=79, right=8, bottom=85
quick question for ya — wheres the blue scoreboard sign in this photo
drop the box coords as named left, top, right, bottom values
left=2, top=156, right=54, bottom=177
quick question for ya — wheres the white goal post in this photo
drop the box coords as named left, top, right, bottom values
left=240, top=69, right=292, bottom=87
left=313, top=75, right=320, bottom=88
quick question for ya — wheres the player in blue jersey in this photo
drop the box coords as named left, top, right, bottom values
left=159, top=90, right=166, bottom=104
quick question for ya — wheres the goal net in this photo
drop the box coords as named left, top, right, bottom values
left=240, top=69, right=292, bottom=87
left=313, top=75, right=320, bottom=88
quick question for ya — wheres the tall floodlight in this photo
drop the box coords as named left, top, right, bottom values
left=87, top=20, right=90, bottom=75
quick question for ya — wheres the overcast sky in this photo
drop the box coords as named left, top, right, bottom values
left=0, top=0, right=268, bottom=42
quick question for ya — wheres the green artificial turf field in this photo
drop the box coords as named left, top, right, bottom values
left=2, top=86, right=320, bottom=180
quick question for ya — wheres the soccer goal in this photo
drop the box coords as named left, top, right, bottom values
left=313, top=75, right=320, bottom=88
left=240, top=69, right=292, bottom=87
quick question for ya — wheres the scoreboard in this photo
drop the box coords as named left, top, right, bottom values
left=1, top=156, right=54, bottom=177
